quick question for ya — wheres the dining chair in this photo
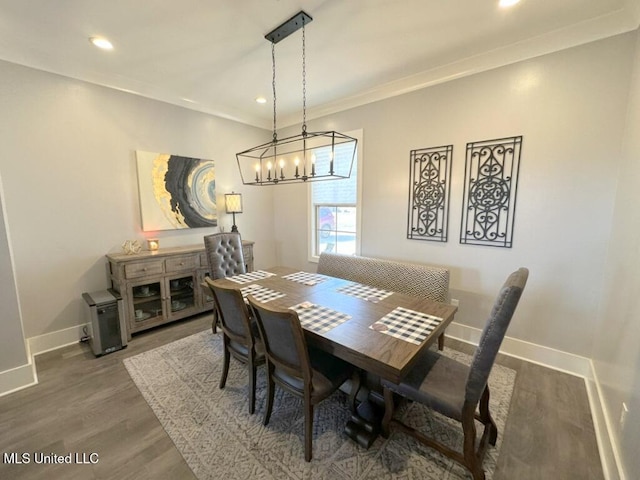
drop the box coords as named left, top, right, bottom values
left=203, top=232, right=247, bottom=333
left=205, top=279, right=265, bottom=414
left=380, top=267, right=529, bottom=480
left=246, top=295, right=355, bottom=462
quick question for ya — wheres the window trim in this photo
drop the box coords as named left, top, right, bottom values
left=307, top=129, right=363, bottom=263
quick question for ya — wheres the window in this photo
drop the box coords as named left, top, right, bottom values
left=309, top=130, right=362, bottom=260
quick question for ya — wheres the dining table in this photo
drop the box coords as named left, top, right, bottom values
left=206, top=266, right=458, bottom=447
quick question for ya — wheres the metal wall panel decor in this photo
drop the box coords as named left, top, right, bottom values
left=460, top=136, right=522, bottom=248
left=407, top=145, right=453, bottom=242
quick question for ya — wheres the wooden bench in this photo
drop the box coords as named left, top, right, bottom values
left=317, top=252, right=450, bottom=349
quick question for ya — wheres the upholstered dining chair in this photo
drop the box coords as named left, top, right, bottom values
left=380, top=267, right=529, bottom=480
left=246, top=295, right=355, bottom=462
left=204, top=232, right=246, bottom=333
left=205, top=279, right=265, bottom=414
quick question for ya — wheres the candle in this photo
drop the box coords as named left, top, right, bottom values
left=147, top=239, right=159, bottom=251
left=254, top=164, right=260, bottom=183
left=267, top=161, right=272, bottom=181
left=279, top=159, right=285, bottom=180
left=311, top=154, right=316, bottom=176
left=329, top=151, right=334, bottom=175
left=294, top=157, right=300, bottom=177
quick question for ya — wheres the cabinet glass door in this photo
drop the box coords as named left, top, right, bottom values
left=167, top=274, right=196, bottom=318
left=131, top=281, right=163, bottom=323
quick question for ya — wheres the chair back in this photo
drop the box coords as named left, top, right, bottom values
left=247, top=297, right=312, bottom=387
left=206, top=279, right=254, bottom=345
left=204, top=232, right=246, bottom=279
left=465, top=268, right=529, bottom=405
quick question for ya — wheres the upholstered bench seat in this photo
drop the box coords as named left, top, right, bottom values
left=317, top=252, right=450, bottom=348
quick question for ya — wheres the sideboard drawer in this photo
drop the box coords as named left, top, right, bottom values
left=124, top=261, right=164, bottom=279
left=166, top=255, right=197, bottom=273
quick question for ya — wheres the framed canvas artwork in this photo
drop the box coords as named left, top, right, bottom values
left=136, top=151, right=218, bottom=231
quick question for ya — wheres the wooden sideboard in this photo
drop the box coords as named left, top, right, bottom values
left=106, top=241, right=254, bottom=336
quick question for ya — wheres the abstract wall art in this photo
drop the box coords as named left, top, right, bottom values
left=136, top=151, right=217, bottom=231
left=460, top=136, right=522, bottom=248
left=407, top=145, right=453, bottom=242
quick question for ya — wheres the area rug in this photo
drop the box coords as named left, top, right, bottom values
left=124, top=330, right=516, bottom=480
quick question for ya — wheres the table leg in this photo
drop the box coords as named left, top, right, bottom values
left=343, top=371, right=385, bottom=449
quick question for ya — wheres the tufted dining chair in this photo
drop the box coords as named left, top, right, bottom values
left=380, top=267, right=528, bottom=480
left=204, top=232, right=246, bottom=333
left=206, top=279, right=265, bottom=414
left=246, top=295, right=355, bottom=462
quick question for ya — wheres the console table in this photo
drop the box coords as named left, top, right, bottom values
left=106, top=241, right=254, bottom=336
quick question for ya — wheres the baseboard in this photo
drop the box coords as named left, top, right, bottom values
left=447, top=321, right=593, bottom=377
left=586, top=361, right=626, bottom=480
left=0, top=353, right=37, bottom=398
left=0, top=324, right=87, bottom=397
left=27, top=323, right=88, bottom=357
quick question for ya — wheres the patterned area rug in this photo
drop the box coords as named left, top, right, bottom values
left=124, top=331, right=515, bottom=480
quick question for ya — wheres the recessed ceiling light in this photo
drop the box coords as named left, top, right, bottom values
left=89, top=36, right=113, bottom=50
left=499, top=0, right=521, bottom=7
left=255, top=97, right=267, bottom=104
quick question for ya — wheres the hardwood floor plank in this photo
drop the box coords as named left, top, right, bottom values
left=0, top=315, right=604, bottom=479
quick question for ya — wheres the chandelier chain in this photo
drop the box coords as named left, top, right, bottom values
left=272, top=41, right=277, bottom=142
left=302, top=19, right=307, bottom=134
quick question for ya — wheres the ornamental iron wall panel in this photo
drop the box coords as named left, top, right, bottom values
left=407, top=145, right=452, bottom=242
left=460, top=136, right=522, bottom=248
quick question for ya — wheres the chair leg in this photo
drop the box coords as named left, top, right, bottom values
left=219, top=342, right=230, bottom=389
left=304, top=400, right=314, bottom=462
left=462, top=407, right=485, bottom=480
left=479, top=386, right=498, bottom=446
left=248, top=358, right=257, bottom=414
left=211, top=310, right=218, bottom=334
left=381, top=387, right=395, bottom=438
left=263, top=369, right=275, bottom=426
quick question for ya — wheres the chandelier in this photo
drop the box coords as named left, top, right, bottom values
left=236, top=11, right=357, bottom=186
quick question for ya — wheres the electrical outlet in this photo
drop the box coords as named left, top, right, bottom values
left=451, top=298, right=459, bottom=307
left=620, top=402, right=629, bottom=428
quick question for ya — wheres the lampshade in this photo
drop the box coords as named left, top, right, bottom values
left=225, top=193, right=243, bottom=214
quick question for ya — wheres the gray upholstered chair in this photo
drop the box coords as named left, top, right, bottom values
left=381, top=267, right=529, bottom=480
left=204, top=232, right=246, bottom=333
left=246, top=295, right=355, bottom=462
left=205, top=279, right=265, bottom=414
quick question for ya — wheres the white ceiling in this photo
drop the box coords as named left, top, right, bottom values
left=0, top=0, right=638, bottom=129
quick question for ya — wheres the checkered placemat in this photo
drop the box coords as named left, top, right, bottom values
left=240, top=284, right=285, bottom=303
left=226, top=270, right=276, bottom=284
left=369, top=307, right=443, bottom=345
left=289, top=302, right=351, bottom=333
left=281, top=271, right=327, bottom=286
left=336, top=282, right=394, bottom=303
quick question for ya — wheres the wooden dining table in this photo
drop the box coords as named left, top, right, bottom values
left=206, top=266, right=458, bottom=447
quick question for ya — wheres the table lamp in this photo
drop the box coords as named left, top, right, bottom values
left=225, top=192, right=243, bottom=233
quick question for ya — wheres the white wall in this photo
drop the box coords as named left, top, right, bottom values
left=274, top=32, right=635, bottom=359
left=0, top=173, right=28, bottom=370
left=0, top=60, right=275, bottom=342
left=593, top=29, right=640, bottom=480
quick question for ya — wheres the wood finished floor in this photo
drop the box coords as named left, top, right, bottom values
left=0, top=314, right=604, bottom=480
